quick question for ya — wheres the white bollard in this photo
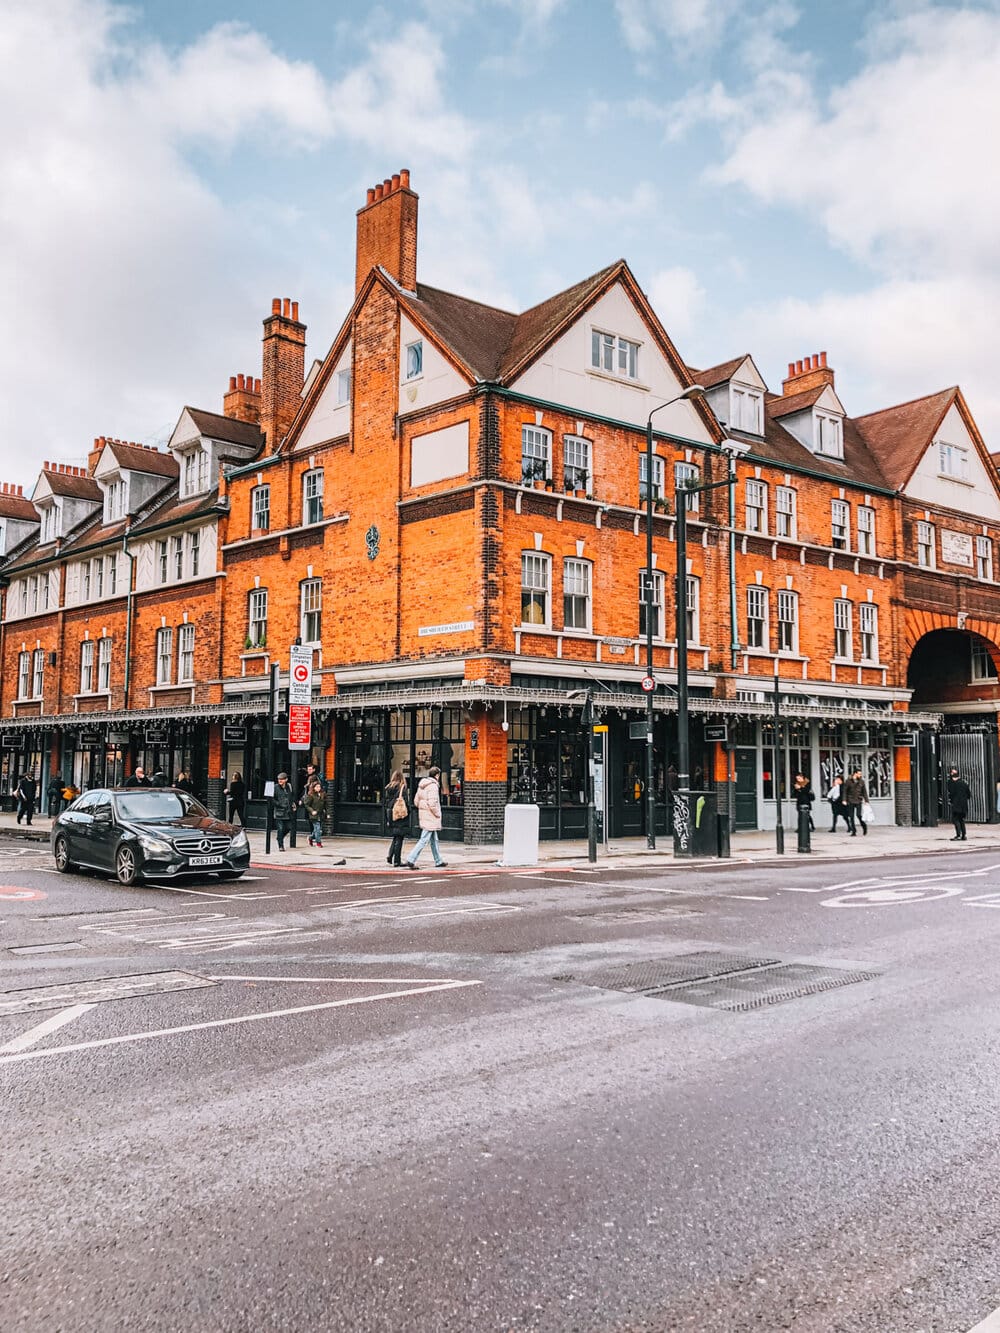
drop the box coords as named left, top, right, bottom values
left=500, top=803, right=539, bottom=866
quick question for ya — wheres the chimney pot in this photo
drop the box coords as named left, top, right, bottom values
left=238, top=373, right=246, bottom=390
left=795, top=360, right=803, bottom=374
left=272, top=298, right=281, bottom=315
left=400, top=168, right=410, bottom=189
left=366, top=187, right=375, bottom=206
left=820, top=351, right=828, bottom=367
left=391, top=173, right=400, bottom=191
left=282, top=298, right=290, bottom=318
left=254, top=378, right=261, bottom=393
left=374, top=183, right=384, bottom=201
left=229, top=376, right=237, bottom=391
left=291, top=301, right=299, bottom=321
left=787, top=363, right=794, bottom=377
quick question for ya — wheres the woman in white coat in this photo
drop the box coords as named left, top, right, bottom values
left=404, top=766, right=448, bottom=869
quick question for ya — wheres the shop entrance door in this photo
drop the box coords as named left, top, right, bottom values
left=734, top=748, right=758, bottom=829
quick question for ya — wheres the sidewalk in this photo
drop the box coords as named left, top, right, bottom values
left=5, top=810, right=1000, bottom=872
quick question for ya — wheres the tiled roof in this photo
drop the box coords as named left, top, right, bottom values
left=185, top=408, right=263, bottom=451
left=133, top=485, right=221, bottom=532
left=768, top=385, right=826, bottom=419
left=748, top=407, right=891, bottom=491
left=105, top=440, right=179, bottom=478
left=854, top=388, right=956, bottom=490
left=498, top=261, right=623, bottom=378
left=0, top=493, right=38, bottom=521
left=41, top=468, right=102, bottom=501
left=686, top=355, right=748, bottom=390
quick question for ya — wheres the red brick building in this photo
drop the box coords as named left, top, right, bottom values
left=3, top=169, right=998, bottom=837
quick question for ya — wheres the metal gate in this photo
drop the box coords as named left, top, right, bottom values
left=939, top=732, right=998, bottom=823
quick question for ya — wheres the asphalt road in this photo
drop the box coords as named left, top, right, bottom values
left=3, top=840, right=1000, bottom=1332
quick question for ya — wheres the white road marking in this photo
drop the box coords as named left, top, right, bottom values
left=208, top=973, right=463, bottom=984
left=823, top=884, right=965, bottom=908
left=777, top=886, right=828, bottom=893
left=0, top=1003, right=95, bottom=1054
left=394, top=902, right=521, bottom=920
left=718, top=894, right=769, bottom=901
left=158, top=883, right=285, bottom=901
left=967, top=1305, right=1000, bottom=1332
left=0, top=979, right=481, bottom=1066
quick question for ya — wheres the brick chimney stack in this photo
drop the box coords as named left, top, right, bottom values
left=355, top=168, right=418, bottom=294
left=782, top=351, right=835, bottom=397
left=260, top=298, right=306, bottom=451
left=224, top=372, right=262, bottom=424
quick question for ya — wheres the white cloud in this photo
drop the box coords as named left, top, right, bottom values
left=614, top=0, right=741, bottom=53
left=648, top=266, right=707, bottom=339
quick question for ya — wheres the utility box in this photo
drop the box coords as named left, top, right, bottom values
left=502, top=803, right=539, bottom=866
left=673, top=790, right=717, bottom=857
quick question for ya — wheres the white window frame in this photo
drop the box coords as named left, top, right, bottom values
left=520, top=552, right=551, bottom=627
left=775, top=486, right=797, bottom=539
left=97, top=637, right=112, bottom=691
left=976, top=535, right=993, bottom=581
left=639, top=453, right=665, bottom=503
left=251, top=485, right=270, bottom=532
left=94, top=558, right=103, bottom=599
left=79, top=640, right=94, bottom=694
left=939, top=441, right=969, bottom=482
left=248, top=588, right=268, bottom=647
left=17, top=651, right=30, bottom=699
left=686, top=574, right=700, bottom=644
left=521, top=426, right=551, bottom=484
left=916, top=520, right=936, bottom=569
left=674, top=462, right=700, bottom=513
left=563, top=436, right=591, bottom=493
left=188, top=529, right=200, bottom=578
left=405, top=340, right=423, bottom=380
left=859, top=602, right=879, bottom=663
left=181, top=451, right=198, bottom=497
left=177, top=624, right=195, bottom=683
left=155, top=627, right=173, bottom=685
left=108, top=553, right=117, bottom=596
left=82, top=562, right=91, bottom=602
left=158, top=540, right=168, bottom=584
left=32, top=648, right=44, bottom=698
left=831, top=500, right=850, bottom=551
left=777, top=590, right=798, bottom=653
left=300, top=578, right=322, bottom=643
left=747, top=586, right=769, bottom=650
left=336, top=369, right=352, bottom=404
left=104, top=477, right=127, bottom=524
left=172, top=534, right=184, bottom=581
left=856, top=506, right=876, bottom=556
left=40, top=503, right=60, bottom=544
left=745, top=479, right=768, bottom=534
left=971, top=640, right=998, bottom=681
left=591, top=329, right=639, bottom=380
left=731, top=385, right=763, bottom=434
left=834, top=599, right=853, bottom=659
left=816, top=412, right=844, bottom=458
left=302, top=469, right=324, bottom=525
left=562, top=558, right=592, bottom=632
left=639, top=569, right=665, bottom=640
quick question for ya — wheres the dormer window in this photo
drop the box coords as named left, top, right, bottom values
left=815, top=412, right=843, bottom=458
left=40, top=502, right=61, bottom=544
left=730, top=385, right=763, bottom=434
left=181, top=447, right=210, bottom=497
left=104, top=477, right=128, bottom=524
left=591, top=330, right=639, bottom=381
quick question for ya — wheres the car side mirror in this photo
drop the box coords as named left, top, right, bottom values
left=93, top=808, right=111, bottom=823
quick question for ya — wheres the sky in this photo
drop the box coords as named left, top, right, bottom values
left=2, top=0, right=1000, bottom=487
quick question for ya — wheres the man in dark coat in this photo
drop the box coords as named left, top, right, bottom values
left=272, top=773, right=296, bottom=851
left=16, top=773, right=36, bottom=825
left=841, top=768, right=869, bottom=836
left=946, top=767, right=972, bottom=841
left=124, top=767, right=152, bottom=788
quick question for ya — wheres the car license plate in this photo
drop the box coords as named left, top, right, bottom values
left=188, top=855, right=225, bottom=867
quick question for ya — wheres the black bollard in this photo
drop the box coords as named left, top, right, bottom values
left=797, top=807, right=811, bottom=853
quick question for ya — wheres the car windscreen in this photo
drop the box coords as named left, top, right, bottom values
left=113, top=791, right=207, bottom=822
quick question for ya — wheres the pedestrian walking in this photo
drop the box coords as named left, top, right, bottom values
left=124, top=766, right=151, bottom=788
left=826, top=775, right=849, bottom=831
left=793, top=773, right=815, bottom=829
left=841, top=768, right=869, bottom=836
left=404, top=766, right=447, bottom=869
left=224, top=771, right=247, bottom=825
left=271, top=772, right=296, bottom=851
left=16, top=772, right=36, bottom=825
left=47, top=773, right=64, bottom=819
left=303, top=779, right=325, bottom=847
left=947, top=766, right=972, bottom=841
left=383, top=768, right=411, bottom=867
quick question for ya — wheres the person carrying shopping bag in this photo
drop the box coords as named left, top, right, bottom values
left=404, top=766, right=447, bottom=869
left=384, top=769, right=412, bottom=867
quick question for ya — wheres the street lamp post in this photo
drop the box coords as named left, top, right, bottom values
left=644, top=384, right=707, bottom=849
left=672, top=441, right=749, bottom=856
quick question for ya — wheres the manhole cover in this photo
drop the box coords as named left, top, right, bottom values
left=554, top=951, right=779, bottom=991
left=662, top=963, right=879, bottom=1012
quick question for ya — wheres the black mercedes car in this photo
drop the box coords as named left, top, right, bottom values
left=50, top=787, right=251, bottom=885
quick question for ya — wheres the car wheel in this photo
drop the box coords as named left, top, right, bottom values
left=115, top=843, right=141, bottom=886
left=217, top=871, right=244, bottom=881
left=54, top=835, right=75, bottom=873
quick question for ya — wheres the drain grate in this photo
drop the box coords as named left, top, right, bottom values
left=554, top=951, right=779, bottom=992
left=555, top=951, right=878, bottom=1012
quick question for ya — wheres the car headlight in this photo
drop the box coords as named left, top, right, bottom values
left=139, top=835, right=173, bottom=857
left=230, top=828, right=249, bottom=851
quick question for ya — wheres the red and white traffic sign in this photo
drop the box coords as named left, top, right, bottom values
left=288, top=643, right=314, bottom=706
left=288, top=703, right=312, bottom=750
left=641, top=675, right=655, bottom=693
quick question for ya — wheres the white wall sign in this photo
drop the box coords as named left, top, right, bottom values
left=417, top=621, right=475, bottom=637
left=940, top=529, right=973, bottom=566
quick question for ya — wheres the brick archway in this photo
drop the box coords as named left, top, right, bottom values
left=903, top=608, right=1000, bottom=664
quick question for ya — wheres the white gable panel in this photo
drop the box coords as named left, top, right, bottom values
left=297, top=343, right=352, bottom=451
left=510, top=283, right=714, bottom=444
left=905, top=403, right=1000, bottom=519
left=732, top=357, right=767, bottom=392
left=398, top=313, right=468, bottom=414
left=168, top=409, right=199, bottom=450
left=411, top=422, right=469, bottom=488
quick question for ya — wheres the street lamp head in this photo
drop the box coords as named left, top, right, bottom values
left=720, top=435, right=752, bottom=458
left=678, top=383, right=707, bottom=400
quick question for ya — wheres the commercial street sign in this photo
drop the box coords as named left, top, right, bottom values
left=288, top=704, right=312, bottom=750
